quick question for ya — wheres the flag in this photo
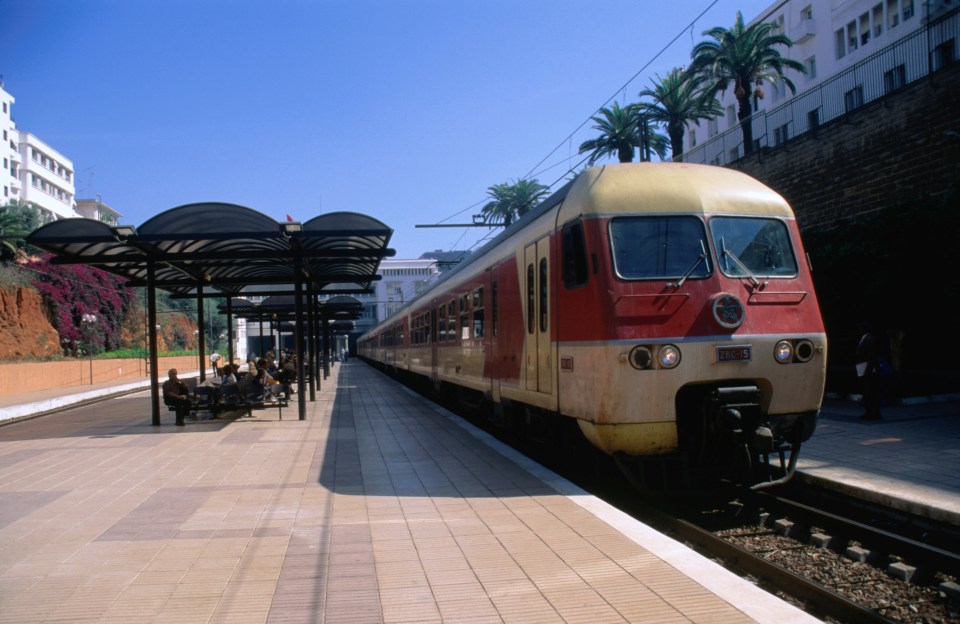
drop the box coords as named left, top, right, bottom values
left=286, top=214, right=295, bottom=222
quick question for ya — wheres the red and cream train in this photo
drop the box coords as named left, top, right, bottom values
left=359, top=163, right=826, bottom=488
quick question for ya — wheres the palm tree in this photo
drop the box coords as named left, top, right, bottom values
left=0, top=201, right=39, bottom=260
left=690, top=11, right=806, bottom=156
left=578, top=102, right=644, bottom=164
left=638, top=67, right=723, bottom=161
left=480, top=178, right=551, bottom=227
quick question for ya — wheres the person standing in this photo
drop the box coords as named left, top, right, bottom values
left=162, top=368, right=191, bottom=426
left=855, top=325, right=882, bottom=420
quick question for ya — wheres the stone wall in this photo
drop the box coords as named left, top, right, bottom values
left=735, top=63, right=960, bottom=231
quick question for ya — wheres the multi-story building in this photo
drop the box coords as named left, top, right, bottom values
left=75, top=197, right=121, bottom=225
left=17, top=132, right=76, bottom=221
left=682, top=0, right=956, bottom=163
left=354, top=258, right=441, bottom=337
left=1, top=80, right=20, bottom=203
left=1, top=80, right=83, bottom=220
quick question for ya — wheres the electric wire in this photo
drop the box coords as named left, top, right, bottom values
left=438, top=0, right=722, bottom=250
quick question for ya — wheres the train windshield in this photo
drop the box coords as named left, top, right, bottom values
left=610, top=216, right=712, bottom=280
left=709, top=217, right=798, bottom=278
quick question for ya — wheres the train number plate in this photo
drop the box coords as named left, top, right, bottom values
left=717, top=345, right=752, bottom=363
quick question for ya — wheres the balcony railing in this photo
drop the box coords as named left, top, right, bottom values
left=682, top=5, right=958, bottom=166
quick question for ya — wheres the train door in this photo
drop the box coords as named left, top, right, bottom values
left=430, top=304, right=438, bottom=383
left=523, top=238, right=552, bottom=394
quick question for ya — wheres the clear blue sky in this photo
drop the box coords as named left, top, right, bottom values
left=2, top=0, right=776, bottom=259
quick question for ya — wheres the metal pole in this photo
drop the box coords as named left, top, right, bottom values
left=294, top=258, right=307, bottom=421
left=197, top=284, right=206, bottom=382
left=147, top=261, right=161, bottom=426
left=307, top=286, right=316, bottom=402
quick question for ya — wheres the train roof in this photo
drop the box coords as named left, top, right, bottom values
left=563, top=162, right=793, bottom=220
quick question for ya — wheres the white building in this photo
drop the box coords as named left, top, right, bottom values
left=1, top=81, right=20, bottom=203
left=75, top=197, right=122, bottom=224
left=17, top=132, right=76, bottom=220
left=354, top=258, right=441, bottom=335
left=682, top=0, right=955, bottom=162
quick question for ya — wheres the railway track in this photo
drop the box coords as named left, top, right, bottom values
left=623, top=487, right=960, bottom=624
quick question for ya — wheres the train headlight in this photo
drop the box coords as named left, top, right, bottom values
left=795, top=339, right=815, bottom=363
left=658, top=345, right=681, bottom=369
left=774, top=340, right=793, bottom=363
left=629, top=346, right=654, bottom=370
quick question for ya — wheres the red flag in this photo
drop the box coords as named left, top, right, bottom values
left=286, top=214, right=295, bottom=222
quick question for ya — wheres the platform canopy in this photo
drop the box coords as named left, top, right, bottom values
left=25, top=204, right=395, bottom=296
left=25, top=203, right=393, bottom=424
left=221, top=295, right=365, bottom=322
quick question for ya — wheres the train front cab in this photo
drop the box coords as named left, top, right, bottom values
left=554, top=164, right=826, bottom=489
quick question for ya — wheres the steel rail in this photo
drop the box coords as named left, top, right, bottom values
left=749, top=490, right=960, bottom=579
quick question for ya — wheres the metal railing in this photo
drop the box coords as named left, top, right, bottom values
left=682, top=5, right=958, bottom=165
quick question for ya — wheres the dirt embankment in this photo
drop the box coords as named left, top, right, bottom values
left=0, top=286, right=61, bottom=360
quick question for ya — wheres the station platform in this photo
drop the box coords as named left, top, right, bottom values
left=0, top=362, right=819, bottom=624
left=797, top=396, right=960, bottom=525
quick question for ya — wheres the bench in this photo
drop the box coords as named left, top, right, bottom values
left=240, top=382, right=290, bottom=419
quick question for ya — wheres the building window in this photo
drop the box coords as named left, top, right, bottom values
left=729, top=147, right=740, bottom=161
left=872, top=4, right=883, bottom=37
left=836, top=29, right=846, bottom=59
left=774, top=123, right=789, bottom=146
left=688, top=129, right=697, bottom=148
left=884, top=64, right=906, bottom=93
left=888, top=0, right=900, bottom=27
left=726, top=105, right=737, bottom=129
left=801, top=5, right=813, bottom=20
left=903, top=0, right=914, bottom=20
left=932, top=39, right=956, bottom=71
left=859, top=13, right=870, bottom=45
left=844, top=85, right=864, bottom=112
left=708, top=117, right=718, bottom=137
left=848, top=21, right=858, bottom=51
left=806, top=56, right=817, bottom=80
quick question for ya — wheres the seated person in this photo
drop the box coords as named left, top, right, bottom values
left=161, top=368, right=191, bottom=426
left=277, top=357, right=297, bottom=384
left=220, top=364, right=238, bottom=386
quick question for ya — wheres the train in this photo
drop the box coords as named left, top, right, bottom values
left=358, top=163, right=826, bottom=489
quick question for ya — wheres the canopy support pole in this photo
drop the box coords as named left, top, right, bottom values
left=148, top=260, right=161, bottom=426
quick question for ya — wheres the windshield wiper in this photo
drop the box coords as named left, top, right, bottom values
left=720, top=236, right=762, bottom=288
left=673, top=240, right=708, bottom=289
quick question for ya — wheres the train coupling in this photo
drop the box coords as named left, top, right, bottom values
left=710, top=385, right=762, bottom=439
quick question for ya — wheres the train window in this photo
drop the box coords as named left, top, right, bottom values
left=473, top=287, right=484, bottom=338
left=527, top=264, right=535, bottom=334
left=491, top=281, right=499, bottom=337
left=710, top=217, right=798, bottom=278
left=610, top=216, right=712, bottom=280
left=438, top=305, right=447, bottom=342
left=448, top=300, right=457, bottom=341
left=460, top=294, right=470, bottom=340
left=562, top=221, right=589, bottom=288
left=539, top=258, right=548, bottom=332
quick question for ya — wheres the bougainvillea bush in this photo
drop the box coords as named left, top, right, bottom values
left=24, top=254, right=138, bottom=355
